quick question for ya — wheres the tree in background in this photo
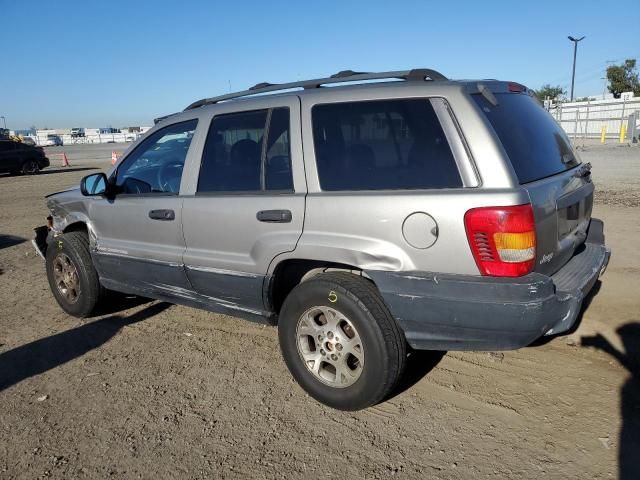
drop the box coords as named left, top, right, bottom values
left=533, top=84, right=566, bottom=102
left=606, top=59, right=640, bottom=98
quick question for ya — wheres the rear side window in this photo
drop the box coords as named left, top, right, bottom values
left=198, top=108, right=293, bottom=193
left=473, top=93, right=580, bottom=184
left=312, top=99, right=461, bottom=191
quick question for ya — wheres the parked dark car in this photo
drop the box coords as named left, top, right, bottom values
left=0, top=140, right=50, bottom=175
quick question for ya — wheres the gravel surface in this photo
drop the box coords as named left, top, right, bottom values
left=1, top=143, right=639, bottom=479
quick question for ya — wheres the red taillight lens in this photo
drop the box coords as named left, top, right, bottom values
left=508, top=82, right=526, bottom=93
left=464, top=204, right=536, bottom=277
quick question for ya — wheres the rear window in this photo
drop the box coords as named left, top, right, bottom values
left=312, top=99, right=461, bottom=191
left=473, top=93, right=580, bottom=184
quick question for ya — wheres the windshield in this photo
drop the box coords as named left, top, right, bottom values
left=473, top=93, right=580, bottom=184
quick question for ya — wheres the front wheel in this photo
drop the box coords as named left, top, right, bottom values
left=45, top=231, right=103, bottom=317
left=278, top=272, right=406, bottom=410
left=21, top=159, right=40, bottom=174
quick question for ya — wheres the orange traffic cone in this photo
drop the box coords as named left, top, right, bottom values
left=111, top=151, right=118, bottom=165
left=61, top=152, right=70, bottom=167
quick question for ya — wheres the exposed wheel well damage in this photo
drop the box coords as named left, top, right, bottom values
left=267, top=259, right=370, bottom=316
left=63, top=222, right=88, bottom=234
left=62, top=222, right=97, bottom=252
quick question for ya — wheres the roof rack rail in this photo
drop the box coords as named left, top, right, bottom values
left=184, top=68, right=447, bottom=110
left=330, top=70, right=370, bottom=78
left=153, top=113, right=175, bottom=124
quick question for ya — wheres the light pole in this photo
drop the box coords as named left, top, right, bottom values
left=568, top=36, right=585, bottom=101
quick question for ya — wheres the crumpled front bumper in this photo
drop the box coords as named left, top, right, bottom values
left=366, top=219, right=610, bottom=351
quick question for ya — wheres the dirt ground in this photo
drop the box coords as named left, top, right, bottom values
left=1, top=143, right=639, bottom=479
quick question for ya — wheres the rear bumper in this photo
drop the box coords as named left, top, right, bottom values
left=366, top=218, right=610, bottom=351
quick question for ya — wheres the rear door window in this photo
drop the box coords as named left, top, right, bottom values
left=473, top=93, right=580, bottom=184
left=198, top=107, right=293, bottom=193
left=311, top=99, right=461, bottom=191
left=265, top=108, right=294, bottom=191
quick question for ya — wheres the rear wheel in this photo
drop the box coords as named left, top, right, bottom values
left=21, top=159, right=40, bottom=174
left=46, top=231, right=103, bottom=317
left=278, top=272, right=406, bottom=410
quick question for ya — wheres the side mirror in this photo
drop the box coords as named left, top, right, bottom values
left=80, top=172, right=108, bottom=196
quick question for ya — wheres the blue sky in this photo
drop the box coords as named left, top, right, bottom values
left=1, top=0, right=638, bottom=129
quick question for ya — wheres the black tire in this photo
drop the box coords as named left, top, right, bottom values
left=278, top=272, right=406, bottom=410
left=45, top=231, right=103, bottom=317
left=21, top=159, right=40, bottom=175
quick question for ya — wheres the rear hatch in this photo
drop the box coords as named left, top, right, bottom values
left=472, top=85, right=593, bottom=276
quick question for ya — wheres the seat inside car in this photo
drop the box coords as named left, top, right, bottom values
left=229, top=138, right=261, bottom=190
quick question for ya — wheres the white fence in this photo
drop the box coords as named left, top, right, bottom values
left=55, top=132, right=140, bottom=145
left=547, top=97, right=640, bottom=140
left=35, top=127, right=151, bottom=146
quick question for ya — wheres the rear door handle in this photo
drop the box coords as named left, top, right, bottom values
left=256, top=209, right=292, bottom=223
left=149, top=209, right=175, bottom=221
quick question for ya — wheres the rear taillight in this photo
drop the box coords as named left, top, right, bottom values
left=464, top=204, right=536, bottom=277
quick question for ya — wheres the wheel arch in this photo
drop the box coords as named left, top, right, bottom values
left=266, top=258, right=375, bottom=316
left=49, top=208, right=91, bottom=236
left=63, top=221, right=88, bottom=234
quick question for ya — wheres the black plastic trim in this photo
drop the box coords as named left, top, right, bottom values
left=366, top=218, right=610, bottom=351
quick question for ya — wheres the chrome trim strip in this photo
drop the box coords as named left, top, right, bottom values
left=93, top=249, right=182, bottom=268
left=185, top=265, right=260, bottom=278
left=94, top=249, right=260, bottom=279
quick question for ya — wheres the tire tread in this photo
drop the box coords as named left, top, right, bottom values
left=46, top=230, right=102, bottom=317
left=280, top=271, right=407, bottom=409
left=317, top=272, right=407, bottom=401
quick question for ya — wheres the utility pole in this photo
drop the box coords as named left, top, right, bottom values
left=568, top=36, right=585, bottom=101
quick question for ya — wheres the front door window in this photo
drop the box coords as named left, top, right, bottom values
left=115, top=119, right=198, bottom=194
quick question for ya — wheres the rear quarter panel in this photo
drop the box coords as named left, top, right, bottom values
left=293, top=189, right=530, bottom=274
left=272, top=84, right=529, bottom=275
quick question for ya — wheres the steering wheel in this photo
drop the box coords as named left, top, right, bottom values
left=157, top=159, right=184, bottom=193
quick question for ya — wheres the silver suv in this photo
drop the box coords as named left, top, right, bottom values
left=34, top=69, right=610, bottom=410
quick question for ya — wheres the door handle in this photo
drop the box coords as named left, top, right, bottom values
left=149, top=209, right=175, bottom=221
left=256, top=209, right=292, bottom=223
